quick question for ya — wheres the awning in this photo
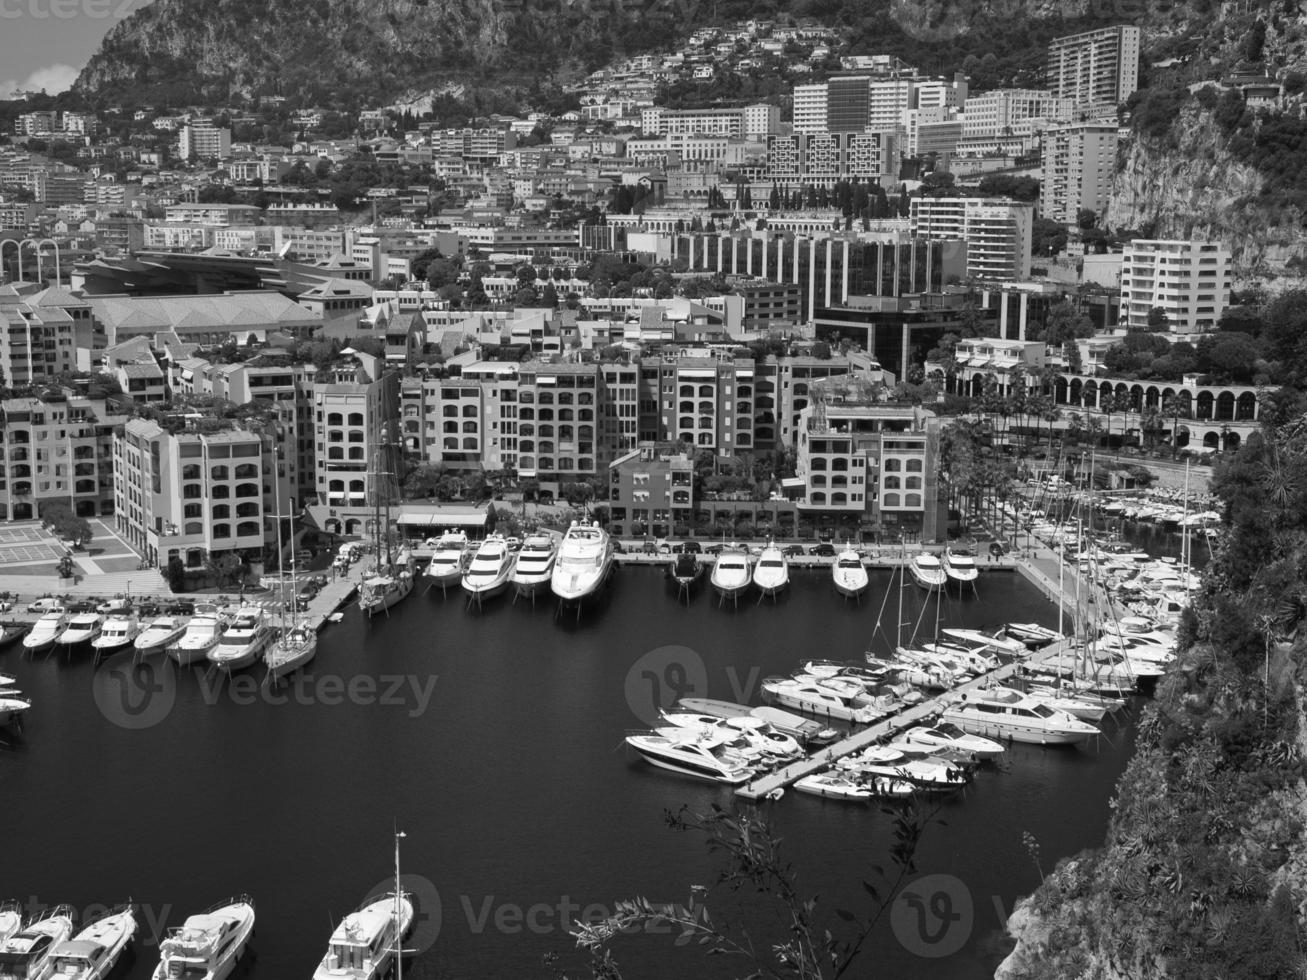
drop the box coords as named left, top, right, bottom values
left=392, top=508, right=488, bottom=528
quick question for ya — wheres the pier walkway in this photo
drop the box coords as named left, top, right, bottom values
left=734, top=636, right=1074, bottom=800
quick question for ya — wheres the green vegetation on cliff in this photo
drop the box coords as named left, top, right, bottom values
left=998, top=411, right=1307, bottom=979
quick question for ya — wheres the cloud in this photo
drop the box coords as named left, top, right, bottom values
left=0, top=63, right=80, bottom=99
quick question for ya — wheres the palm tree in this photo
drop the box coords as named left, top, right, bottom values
left=1099, top=391, right=1117, bottom=447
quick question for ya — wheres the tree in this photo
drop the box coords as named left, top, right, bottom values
left=575, top=803, right=935, bottom=978
left=164, top=556, right=186, bottom=593
left=1144, top=306, right=1170, bottom=332
left=39, top=500, right=93, bottom=548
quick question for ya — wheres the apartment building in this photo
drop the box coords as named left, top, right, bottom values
left=793, top=83, right=829, bottom=133
left=606, top=445, right=694, bottom=539
left=637, top=350, right=754, bottom=453
left=1040, top=122, right=1119, bottom=225
left=178, top=121, right=233, bottom=160
left=794, top=388, right=941, bottom=541
left=515, top=361, right=602, bottom=480
left=1047, top=25, right=1141, bottom=116
left=164, top=203, right=261, bottom=225
left=909, top=197, right=1033, bottom=280
left=1120, top=240, right=1232, bottom=333
left=313, top=358, right=401, bottom=531
left=114, top=416, right=282, bottom=568
left=962, top=89, right=1073, bottom=137
left=765, top=131, right=898, bottom=182
left=1, top=388, right=125, bottom=521
left=639, top=104, right=780, bottom=138
left=0, top=286, right=97, bottom=388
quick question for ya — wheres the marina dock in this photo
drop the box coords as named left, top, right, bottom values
left=736, top=632, right=1078, bottom=801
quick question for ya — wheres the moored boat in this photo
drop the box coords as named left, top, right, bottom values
left=510, top=531, right=557, bottom=598
left=91, top=615, right=140, bottom=659
left=424, top=529, right=469, bottom=588
left=709, top=546, right=751, bottom=602
left=151, top=896, right=255, bottom=980
left=908, top=552, right=947, bottom=591
left=133, top=615, right=189, bottom=656
left=462, top=533, right=515, bottom=601
left=550, top=520, right=615, bottom=606
left=47, top=905, right=137, bottom=980
left=831, top=545, right=869, bottom=598
left=751, top=543, right=789, bottom=597
left=943, top=547, right=979, bottom=585
left=22, top=612, right=68, bottom=655
left=207, top=607, right=273, bottom=672
left=940, top=687, right=1100, bottom=745
left=168, top=605, right=228, bottom=666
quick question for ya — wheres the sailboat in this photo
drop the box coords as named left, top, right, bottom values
left=314, top=830, right=415, bottom=980
left=359, top=438, right=414, bottom=617
left=266, top=465, right=317, bottom=683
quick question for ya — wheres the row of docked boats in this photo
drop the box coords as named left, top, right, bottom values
left=15, top=601, right=318, bottom=682
left=5, top=835, right=417, bottom=980
left=666, top=543, right=980, bottom=602
left=0, top=670, right=31, bottom=728
left=423, top=521, right=616, bottom=607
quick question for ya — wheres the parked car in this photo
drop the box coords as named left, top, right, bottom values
left=298, top=583, right=320, bottom=601
left=98, top=595, right=132, bottom=614
left=704, top=544, right=726, bottom=555
left=27, top=596, right=63, bottom=614
left=611, top=540, right=626, bottom=554
left=680, top=540, right=702, bottom=554
left=164, top=600, right=196, bottom=616
left=810, top=543, right=837, bottom=557
left=782, top=544, right=805, bottom=558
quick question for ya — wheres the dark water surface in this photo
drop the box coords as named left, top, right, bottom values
left=1, top=565, right=1141, bottom=979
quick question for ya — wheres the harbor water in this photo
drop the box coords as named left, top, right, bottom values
left=1, top=565, right=1141, bottom=979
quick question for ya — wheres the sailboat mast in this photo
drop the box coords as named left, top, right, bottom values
left=1181, top=459, right=1192, bottom=604
left=395, top=828, right=405, bottom=980
left=273, top=451, right=286, bottom=634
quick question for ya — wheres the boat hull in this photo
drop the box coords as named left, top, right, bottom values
left=361, top=574, right=413, bottom=616
left=551, top=560, right=613, bottom=604
left=266, top=632, right=317, bottom=680
left=939, top=709, right=1096, bottom=746
left=629, top=745, right=752, bottom=784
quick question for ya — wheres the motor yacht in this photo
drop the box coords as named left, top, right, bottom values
left=550, top=521, right=615, bottom=606
left=57, top=613, right=103, bottom=651
left=313, top=892, right=414, bottom=980
left=751, top=543, right=789, bottom=597
left=943, top=547, right=979, bottom=585
left=762, top=676, right=882, bottom=724
left=625, top=729, right=756, bottom=783
left=133, top=616, right=190, bottom=656
left=21, top=613, right=68, bottom=655
left=208, top=607, right=273, bottom=672
left=908, top=552, right=947, bottom=591
left=0, top=693, right=31, bottom=727
left=831, top=545, right=869, bottom=598
left=1004, top=622, right=1065, bottom=647
left=424, top=530, right=469, bottom=589
left=264, top=623, right=317, bottom=683
left=941, top=687, right=1100, bottom=745
left=0, top=906, right=74, bottom=980
left=0, top=904, right=20, bottom=945
left=919, top=641, right=999, bottom=675
left=897, top=723, right=1005, bottom=760
left=709, top=546, right=752, bottom=602
left=1022, top=685, right=1113, bottom=722
left=151, top=896, right=255, bottom=980
left=941, top=627, right=1028, bottom=657
left=47, top=905, right=137, bottom=980
left=91, top=615, right=139, bottom=659
left=667, top=552, right=704, bottom=594
left=792, top=770, right=910, bottom=802
left=837, top=752, right=969, bottom=792
left=510, top=532, right=557, bottom=599
left=660, top=712, right=802, bottom=760
left=462, top=534, right=516, bottom=602
left=168, top=605, right=229, bottom=666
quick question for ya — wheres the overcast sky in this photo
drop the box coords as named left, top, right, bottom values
left=0, top=0, right=154, bottom=99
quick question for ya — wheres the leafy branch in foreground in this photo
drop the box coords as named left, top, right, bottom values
left=568, top=800, right=940, bottom=979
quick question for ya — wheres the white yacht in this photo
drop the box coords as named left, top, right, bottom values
left=91, top=615, right=139, bottom=658
left=207, top=607, right=273, bottom=672
left=667, top=552, right=704, bottom=594
left=898, top=723, right=1005, bottom=760
left=0, top=693, right=31, bottom=727
left=264, top=623, right=317, bottom=683
left=709, top=546, right=752, bottom=602
left=1004, top=622, right=1064, bottom=647
left=133, top=615, right=189, bottom=656
left=831, top=545, right=869, bottom=598
left=22, top=613, right=67, bottom=655
left=625, top=729, right=756, bottom=783
left=510, top=532, right=557, bottom=598
left=941, top=688, right=1101, bottom=745
left=168, top=605, right=229, bottom=666
left=943, top=547, right=979, bottom=585
left=908, top=552, right=947, bottom=591
left=793, top=771, right=893, bottom=802
left=761, top=676, right=882, bottom=724
left=550, top=520, right=614, bottom=606
left=313, top=894, right=414, bottom=980
left=751, top=543, right=789, bottom=597
left=941, top=627, right=1028, bottom=657
left=660, top=712, right=802, bottom=760
left=57, top=613, right=103, bottom=650
left=151, top=896, right=255, bottom=980
left=424, top=530, right=469, bottom=589
left=359, top=552, right=414, bottom=617
left=0, top=904, right=20, bottom=945
left=462, top=534, right=516, bottom=601
left=0, top=906, right=74, bottom=980
left=47, top=905, right=137, bottom=980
